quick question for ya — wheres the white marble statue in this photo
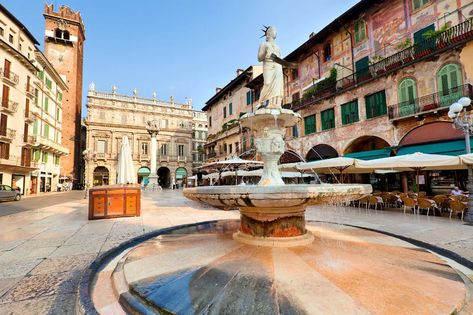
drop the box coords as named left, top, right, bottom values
left=258, top=26, right=284, bottom=109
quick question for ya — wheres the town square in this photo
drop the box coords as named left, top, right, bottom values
left=1, top=0, right=473, bottom=314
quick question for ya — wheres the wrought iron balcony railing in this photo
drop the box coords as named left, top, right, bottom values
left=388, top=84, right=473, bottom=120
left=1, top=100, right=19, bottom=113
left=291, top=19, right=473, bottom=111
left=0, top=68, right=19, bottom=85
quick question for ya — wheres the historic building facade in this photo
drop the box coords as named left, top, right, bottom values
left=43, top=4, right=85, bottom=186
left=0, top=4, right=39, bottom=194
left=279, top=0, right=473, bottom=174
left=203, top=66, right=262, bottom=163
left=84, top=86, right=200, bottom=188
left=191, top=110, right=208, bottom=172
left=30, top=51, right=69, bottom=194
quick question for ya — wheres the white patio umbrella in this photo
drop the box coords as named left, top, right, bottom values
left=356, top=152, right=461, bottom=187
left=202, top=157, right=264, bottom=185
left=116, top=136, right=136, bottom=184
left=296, top=157, right=359, bottom=183
left=459, top=153, right=473, bottom=165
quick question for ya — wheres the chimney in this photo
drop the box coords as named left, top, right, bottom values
left=216, top=87, right=222, bottom=94
left=236, top=69, right=244, bottom=77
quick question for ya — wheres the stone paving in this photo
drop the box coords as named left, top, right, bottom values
left=0, top=189, right=471, bottom=314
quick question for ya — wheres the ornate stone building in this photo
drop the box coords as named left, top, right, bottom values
left=203, top=66, right=262, bottom=163
left=191, top=110, right=207, bottom=172
left=278, top=0, right=473, bottom=191
left=84, top=86, right=200, bottom=188
left=43, top=4, right=85, bottom=186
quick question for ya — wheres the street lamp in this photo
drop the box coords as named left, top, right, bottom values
left=448, top=96, right=473, bottom=222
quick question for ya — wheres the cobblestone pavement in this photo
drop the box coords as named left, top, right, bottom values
left=0, top=189, right=471, bottom=314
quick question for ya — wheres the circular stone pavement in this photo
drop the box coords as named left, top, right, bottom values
left=85, top=220, right=472, bottom=315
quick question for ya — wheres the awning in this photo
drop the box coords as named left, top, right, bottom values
left=397, top=138, right=471, bottom=156
left=344, top=148, right=391, bottom=160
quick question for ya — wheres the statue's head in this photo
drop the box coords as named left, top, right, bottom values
left=262, top=26, right=277, bottom=40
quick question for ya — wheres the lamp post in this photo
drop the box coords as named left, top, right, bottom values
left=448, top=96, right=473, bottom=222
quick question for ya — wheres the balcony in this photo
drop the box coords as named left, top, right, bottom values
left=159, top=155, right=170, bottom=162
left=33, top=135, right=69, bottom=155
left=24, top=110, right=34, bottom=124
left=291, top=19, right=473, bottom=111
left=0, top=128, right=15, bottom=143
left=1, top=100, right=19, bottom=114
left=24, top=135, right=35, bottom=146
left=25, top=84, right=35, bottom=98
left=139, top=154, right=149, bottom=162
left=207, top=151, right=217, bottom=158
left=0, top=68, right=19, bottom=85
left=177, top=156, right=188, bottom=163
left=388, top=84, right=473, bottom=121
left=30, top=106, right=40, bottom=118
left=0, top=154, right=39, bottom=172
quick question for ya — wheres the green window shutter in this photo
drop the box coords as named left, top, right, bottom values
left=44, top=124, right=49, bottom=138
left=321, top=108, right=335, bottom=130
left=229, top=103, right=233, bottom=115
left=34, top=149, right=40, bottom=161
left=34, top=89, right=39, bottom=105
left=44, top=97, right=49, bottom=112
left=399, top=79, right=417, bottom=104
left=366, top=91, right=386, bottom=119
left=354, top=20, right=366, bottom=43
left=223, top=106, right=226, bottom=118
left=33, top=120, right=38, bottom=135
left=304, top=114, right=316, bottom=135
left=246, top=91, right=251, bottom=105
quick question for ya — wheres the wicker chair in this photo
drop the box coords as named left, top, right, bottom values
left=358, top=195, right=370, bottom=208
left=449, top=200, right=467, bottom=221
left=417, top=191, right=427, bottom=198
left=402, top=197, right=417, bottom=214
left=432, top=195, right=449, bottom=211
left=417, top=198, right=437, bottom=216
left=369, top=195, right=384, bottom=210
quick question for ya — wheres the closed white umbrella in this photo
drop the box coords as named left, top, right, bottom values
left=117, top=136, right=136, bottom=184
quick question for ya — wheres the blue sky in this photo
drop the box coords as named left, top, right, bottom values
left=3, top=0, right=358, bottom=114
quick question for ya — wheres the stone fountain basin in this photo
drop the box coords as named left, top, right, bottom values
left=183, top=184, right=372, bottom=211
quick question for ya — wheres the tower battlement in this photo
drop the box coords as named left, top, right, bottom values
left=44, top=4, right=85, bottom=36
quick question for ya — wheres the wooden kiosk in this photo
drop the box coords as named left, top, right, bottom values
left=88, top=184, right=141, bottom=220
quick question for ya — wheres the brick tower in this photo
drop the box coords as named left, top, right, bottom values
left=43, top=4, right=85, bottom=185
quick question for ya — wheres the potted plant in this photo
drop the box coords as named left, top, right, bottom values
left=396, top=38, right=412, bottom=51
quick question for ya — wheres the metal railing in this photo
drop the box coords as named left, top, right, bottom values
left=88, top=90, right=191, bottom=109
left=0, top=128, right=16, bottom=139
left=25, top=84, right=35, bottom=97
left=0, top=68, right=19, bottom=84
left=1, top=100, right=19, bottom=113
left=291, top=18, right=473, bottom=111
left=388, top=84, right=473, bottom=119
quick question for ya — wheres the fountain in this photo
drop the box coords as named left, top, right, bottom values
left=82, top=27, right=473, bottom=315
left=183, top=26, right=371, bottom=247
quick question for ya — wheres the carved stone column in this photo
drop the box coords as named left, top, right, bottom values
left=147, top=121, right=159, bottom=186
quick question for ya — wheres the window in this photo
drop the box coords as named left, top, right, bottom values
left=34, top=89, right=39, bottom=105
left=398, top=78, right=417, bottom=116
left=341, top=100, right=359, bottom=125
left=223, top=143, right=227, bottom=154
left=354, top=20, right=367, bottom=43
left=292, top=125, right=299, bottom=138
left=37, top=70, right=44, bottom=80
left=304, top=114, right=317, bottom=135
left=246, top=91, right=253, bottom=105
left=33, top=120, right=38, bottom=135
left=96, top=140, right=106, bottom=153
left=44, top=97, right=49, bottom=112
left=8, top=34, right=13, bottom=44
left=58, top=92, right=63, bottom=102
left=178, top=144, right=185, bottom=156
left=0, top=114, right=7, bottom=136
left=0, top=27, right=3, bottom=36
left=209, top=116, right=212, bottom=127
left=33, top=149, right=40, bottom=161
left=235, top=142, right=239, bottom=153
left=323, top=43, right=331, bottom=62
left=321, top=108, right=335, bottom=130
left=43, top=124, right=50, bottom=138
left=292, top=69, right=299, bottom=80
left=292, top=92, right=300, bottom=102
left=0, top=142, right=10, bottom=159
left=141, top=142, right=148, bottom=155
left=229, top=144, right=233, bottom=154
left=229, top=103, right=233, bottom=115
left=42, top=151, right=48, bottom=163
left=54, top=155, right=60, bottom=165
left=242, top=137, right=247, bottom=151
left=56, top=108, right=61, bottom=121
left=412, top=0, right=430, bottom=11
left=365, top=90, right=387, bottom=119
left=45, top=78, right=52, bottom=90
left=2, top=85, right=9, bottom=107
left=437, top=63, right=462, bottom=106
left=223, top=106, right=227, bottom=118
left=161, top=143, right=168, bottom=156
